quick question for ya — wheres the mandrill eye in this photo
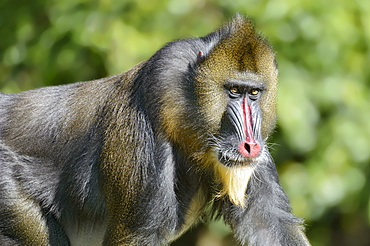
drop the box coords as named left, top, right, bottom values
left=230, top=87, right=239, bottom=94
left=228, top=86, right=241, bottom=98
left=249, top=89, right=261, bottom=100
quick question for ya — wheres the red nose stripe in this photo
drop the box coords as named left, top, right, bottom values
left=239, top=97, right=261, bottom=157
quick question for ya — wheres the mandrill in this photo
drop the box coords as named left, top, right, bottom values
left=0, top=14, right=310, bottom=246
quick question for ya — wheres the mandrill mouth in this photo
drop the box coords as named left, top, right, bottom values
left=217, top=142, right=262, bottom=167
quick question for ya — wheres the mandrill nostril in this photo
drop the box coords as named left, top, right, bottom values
left=239, top=141, right=261, bottom=158
left=244, top=142, right=251, bottom=153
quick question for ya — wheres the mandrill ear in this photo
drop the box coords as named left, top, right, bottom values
left=196, top=50, right=206, bottom=62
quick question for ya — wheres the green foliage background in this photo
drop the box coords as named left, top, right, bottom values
left=1, top=0, right=369, bottom=245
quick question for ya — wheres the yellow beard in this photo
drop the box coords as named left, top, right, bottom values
left=202, top=151, right=255, bottom=207
left=214, top=162, right=255, bottom=207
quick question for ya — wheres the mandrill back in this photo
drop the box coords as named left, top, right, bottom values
left=0, top=14, right=310, bottom=246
